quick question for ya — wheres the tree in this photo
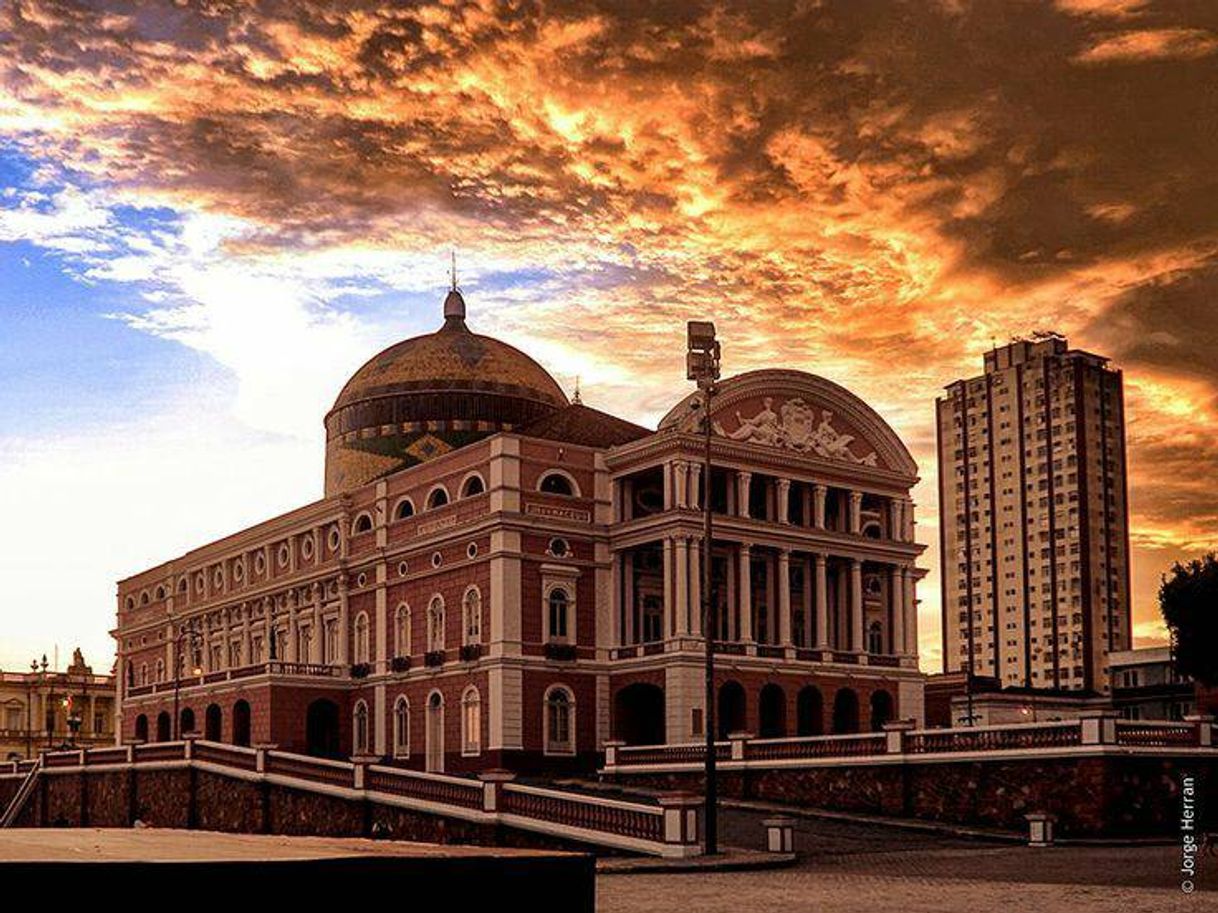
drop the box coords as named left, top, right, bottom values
left=1159, top=553, right=1218, bottom=687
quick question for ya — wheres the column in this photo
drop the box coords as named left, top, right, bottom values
left=849, top=491, right=863, bottom=534
left=675, top=537, right=690, bottom=635
left=801, top=556, right=813, bottom=648
left=338, top=577, right=350, bottom=665
left=610, top=553, right=622, bottom=647
left=736, top=471, right=752, bottom=518
left=662, top=537, right=675, bottom=638
left=777, top=549, right=792, bottom=646
left=663, top=461, right=673, bottom=510
left=310, top=584, right=322, bottom=663
left=201, top=617, right=213, bottom=672
left=890, top=565, right=903, bottom=656
left=689, top=540, right=703, bottom=636
left=850, top=559, right=864, bottom=652
left=287, top=591, right=299, bottom=663
left=674, top=462, right=689, bottom=509
left=222, top=609, right=232, bottom=669
left=904, top=498, right=916, bottom=542
left=241, top=605, right=252, bottom=666
left=903, top=568, right=918, bottom=655
left=814, top=555, right=829, bottom=649
left=623, top=550, right=636, bottom=645
left=813, top=485, right=827, bottom=529
left=738, top=544, right=753, bottom=642
left=262, top=598, right=273, bottom=662
left=689, top=462, right=703, bottom=510
left=776, top=478, right=791, bottom=525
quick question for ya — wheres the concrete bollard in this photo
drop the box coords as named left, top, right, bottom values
left=603, top=740, right=625, bottom=769
left=1025, top=813, right=1056, bottom=847
left=763, top=816, right=796, bottom=854
left=728, top=731, right=754, bottom=761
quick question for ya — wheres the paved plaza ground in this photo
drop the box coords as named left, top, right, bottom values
left=599, top=807, right=1214, bottom=913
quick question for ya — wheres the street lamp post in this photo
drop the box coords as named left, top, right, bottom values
left=172, top=625, right=202, bottom=741
left=687, top=320, right=721, bottom=855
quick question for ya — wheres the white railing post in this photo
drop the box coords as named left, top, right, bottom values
left=883, top=719, right=916, bottom=754
left=603, top=740, right=625, bottom=770
left=1185, top=714, right=1214, bottom=747
left=1079, top=710, right=1117, bottom=746
left=728, top=731, right=753, bottom=762
left=656, top=793, right=701, bottom=850
left=1025, top=812, right=1056, bottom=847
left=479, top=769, right=516, bottom=812
left=352, top=762, right=365, bottom=790
left=763, top=816, right=796, bottom=853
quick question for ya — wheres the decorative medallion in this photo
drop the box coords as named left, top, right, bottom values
left=404, top=433, right=453, bottom=462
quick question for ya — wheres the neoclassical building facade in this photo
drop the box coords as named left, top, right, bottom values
left=114, top=289, right=926, bottom=773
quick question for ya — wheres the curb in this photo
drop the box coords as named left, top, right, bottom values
left=598, top=849, right=798, bottom=876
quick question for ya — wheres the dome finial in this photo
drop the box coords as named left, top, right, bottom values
left=573, top=375, right=582, bottom=405
left=443, top=249, right=466, bottom=326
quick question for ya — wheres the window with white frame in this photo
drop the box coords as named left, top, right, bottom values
left=354, top=612, right=370, bottom=664
left=427, top=596, right=446, bottom=652
left=463, top=586, right=482, bottom=645
left=393, top=696, right=410, bottom=757
left=462, top=686, right=481, bottom=755
left=395, top=604, right=411, bottom=657
left=547, top=588, right=570, bottom=641
left=541, top=565, right=579, bottom=644
left=544, top=686, right=575, bottom=755
left=322, top=618, right=338, bottom=664
left=353, top=700, right=369, bottom=755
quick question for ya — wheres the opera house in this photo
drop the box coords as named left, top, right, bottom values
left=114, top=286, right=926, bottom=773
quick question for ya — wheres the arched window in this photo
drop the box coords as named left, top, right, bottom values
left=135, top=714, right=149, bottom=742
left=139, top=663, right=148, bottom=686
left=460, top=474, right=485, bottom=498
left=426, top=691, right=444, bottom=772
left=395, top=604, right=411, bottom=657
left=353, top=700, right=369, bottom=755
left=180, top=707, right=195, bottom=738
left=539, top=471, right=577, bottom=497
left=352, top=512, right=373, bottom=535
left=462, top=686, right=481, bottom=756
left=463, top=587, right=482, bottom=645
left=155, top=711, right=170, bottom=742
left=155, top=659, right=165, bottom=683
left=393, top=696, right=410, bottom=758
left=867, top=621, right=884, bottom=655
left=426, top=486, right=449, bottom=510
left=427, top=596, right=446, bottom=653
left=547, top=588, right=570, bottom=641
left=354, top=612, right=370, bottom=664
left=544, top=686, right=575, bottom=756
left=394, top=498, right=415, bottom=521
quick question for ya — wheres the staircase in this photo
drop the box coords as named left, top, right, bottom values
left=0, top=759, right=41, bottom=828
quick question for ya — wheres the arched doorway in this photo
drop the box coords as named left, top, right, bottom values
left=426, top=691, right=445, bottom=772
left=305, top=699, right=341, bottom=758
left=758, top=684, right=786, bottom=738
left=204, top=704, right=222, bottom=741
left=870, top=690, right=894, bottom=731
left=832, top=688, right=860, bottom=734
left=717, top=681, right=746, bottom=739
left=156, top=711, right=171, bottom=742
left=797, top=686, right=824, bottom=736
left=135, top=714, right=149, bottom=742
left=179, top=707, right=195, bottom=738
left=613, top=683, right=666, bottom=746
left=232, top=700, right=251, bottom=747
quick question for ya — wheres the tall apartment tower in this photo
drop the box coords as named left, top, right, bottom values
left=936, top=332, right=1131, bottom=694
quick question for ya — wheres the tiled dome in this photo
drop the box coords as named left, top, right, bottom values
left=323, top=289, right=567, bottom=495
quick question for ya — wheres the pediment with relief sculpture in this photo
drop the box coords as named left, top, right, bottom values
left=659, top=369, right=919, bottom=479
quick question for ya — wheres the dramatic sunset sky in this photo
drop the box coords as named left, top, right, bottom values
left=1, top=0, right=1215, bottom=673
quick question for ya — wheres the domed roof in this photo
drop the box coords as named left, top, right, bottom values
left=332, top=292, right=566, bottom=412
left=323, top=287, right=568, bottom=496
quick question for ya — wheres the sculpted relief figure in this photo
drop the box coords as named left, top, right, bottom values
left=717, top=396, right=878, bottom=466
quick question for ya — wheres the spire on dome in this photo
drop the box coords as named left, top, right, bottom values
left=442, top=250, right=466, bottom=327
left=572, top=375, right=582, bottom=405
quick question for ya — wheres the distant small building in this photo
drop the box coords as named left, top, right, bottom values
left=1109, top=646, right=1194, bottom=721
left=0, top=649, right=116, bottom=760
left=924, top=671, right=1108, bottom=727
